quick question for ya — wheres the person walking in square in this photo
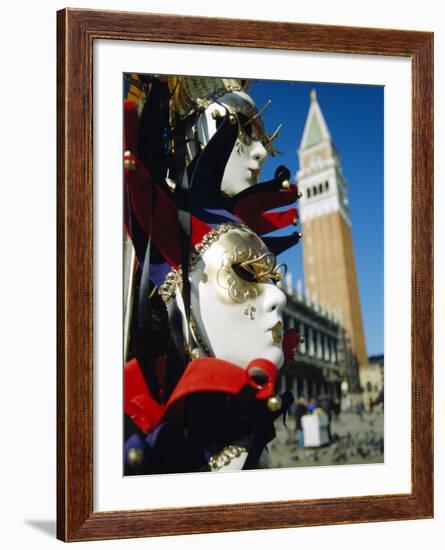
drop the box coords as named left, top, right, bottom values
left=307, top=396, right=319, bottom=414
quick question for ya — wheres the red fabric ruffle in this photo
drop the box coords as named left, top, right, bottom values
left=124, top=357, right=278, bottom=433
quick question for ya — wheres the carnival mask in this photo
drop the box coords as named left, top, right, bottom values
left=187, top=225, right=287, bottom=369
left=196, top=91, right=281, bottom=196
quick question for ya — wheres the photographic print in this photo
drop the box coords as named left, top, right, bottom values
left=57, top=9, right=433, bottom=540
left=122, top=74, right=384, bottom=475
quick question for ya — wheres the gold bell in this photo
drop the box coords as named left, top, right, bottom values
left=228, top=113, right=237, bottom=125
left=282, top=180, right=290, bottom=190
left=185, top=344, right=200, bottom=360
left=211, top=109, right=221, bottom=120
left=267, top=394, right=282, bottom=412
left=292, top=217, right=299, bottom=226
left=124, top=158, right=136, bottom=172
left=127, top=447, right=144, bottom=468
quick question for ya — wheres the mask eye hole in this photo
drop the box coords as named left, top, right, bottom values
left=238, top=113, right=271, bottom=148
left=232, top=253, right=286, bottom=284
left=232, top=262, right=256, bottom=282
left=237, top=113, right=253, bottom=139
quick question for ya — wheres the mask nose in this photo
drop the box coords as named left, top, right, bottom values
left=250, top=140, right=268, bottom=166
left=263, top=283, right=287, bottom=315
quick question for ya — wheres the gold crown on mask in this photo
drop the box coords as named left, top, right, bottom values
left=162, top=76, right=251, bottom=119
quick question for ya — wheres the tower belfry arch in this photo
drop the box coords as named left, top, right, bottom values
left=297, top=89, right=368, bottom=379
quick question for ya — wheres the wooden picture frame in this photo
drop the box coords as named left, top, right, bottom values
left=57, top=8, right=433, bottom=542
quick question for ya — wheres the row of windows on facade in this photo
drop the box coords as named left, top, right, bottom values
left=284, top=315, right=338, bottom=364
left=307, top=180, right=330, bottom=198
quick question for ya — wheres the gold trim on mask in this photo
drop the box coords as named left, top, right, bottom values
left=158, top=222, right=248, bottom=303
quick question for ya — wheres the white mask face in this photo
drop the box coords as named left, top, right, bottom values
left=196, top=92, right=269, bottom=196
left=220, top=138, right=268, bottom=196
left=185, top=227, right=287, bottom=369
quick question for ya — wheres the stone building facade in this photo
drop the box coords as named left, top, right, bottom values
left=277, top=275, right=359, bottom=401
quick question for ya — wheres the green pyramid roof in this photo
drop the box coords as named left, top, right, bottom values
left=304, top=112, right=324, bottom=148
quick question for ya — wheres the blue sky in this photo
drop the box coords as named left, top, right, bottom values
left=249, top=80, right=384, bottom=356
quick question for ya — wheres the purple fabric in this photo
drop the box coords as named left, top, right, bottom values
left=150, top=261, right=171, bottom=286
left=196, top=208, right=239, bottom=226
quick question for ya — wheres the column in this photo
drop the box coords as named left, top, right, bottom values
left=316, top=330, right=323, bottom=359
left=308, top=326, right=315, bottom=356
left=299, top=322, right=306, bottom=354
left=331, top=338, right=337, bottom=363
left=324, top=335, right=330, bottom=361
left=303, top=378, right=309, bottom=400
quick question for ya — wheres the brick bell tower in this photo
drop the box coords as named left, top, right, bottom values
left=297, top=89, right=368, bottom=373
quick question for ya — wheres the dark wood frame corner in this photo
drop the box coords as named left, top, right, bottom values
left=57, top=8, right=434, bottom=542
